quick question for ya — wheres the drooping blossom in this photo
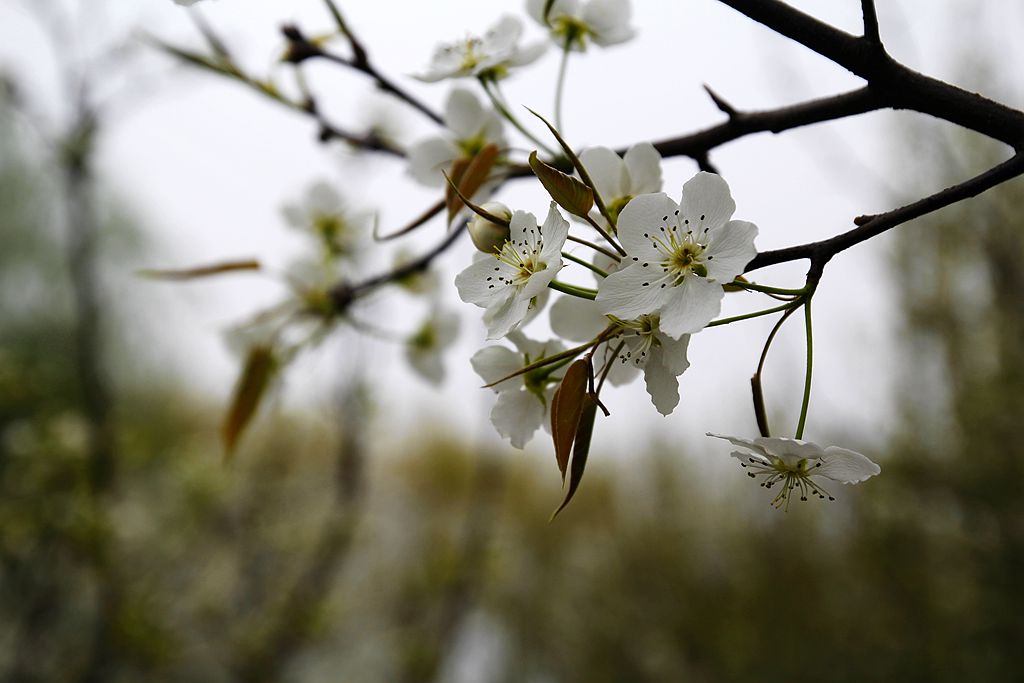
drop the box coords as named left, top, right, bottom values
left=708, top=433, right=881, bottom=510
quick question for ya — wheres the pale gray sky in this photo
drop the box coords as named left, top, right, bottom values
left=2, top=0, right=1021, bottom=465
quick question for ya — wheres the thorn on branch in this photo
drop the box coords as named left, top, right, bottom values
left=703, top=84, right=738, bottom=118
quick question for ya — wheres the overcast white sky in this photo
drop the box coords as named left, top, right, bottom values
left=2, top=0, right=1022, bottom=467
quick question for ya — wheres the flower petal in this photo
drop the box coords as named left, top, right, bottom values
left=615, top=192, right=679, bottom=259
left=407, top=346, right=444, bottom=385
left=307, top=181, right=341, bottom=213
left=643, top=352, right=679, bottom=416
left=708, top=433, right=775, bottom=463
left=491, top=389, right=545, bottom=448
left=657, top=275, right=724, bottom=337
left=623, top=142, right=663, bottom=195
left=445, top=88, right=486, bottom=140
left=527, top=0, right=576, bottom=23
left=816, top=446, right=881, bottom=484
left=595, top=263, right=667, bottom=320
left=748, top=436, right=826, bottom=468
left=508, top=40, right=548, bottom=67
left=520, top=259, right=562, bottom=300
left=471, top=345, right=523, bottom=391
left=537, top=202, right=571, bottom=262
left=484, top=294, right=531, bottom=339
left=407, top=137, right=459, bottom=187
left=583, top=0, right=634, bottom=41
left=679, top=172, right=735, bottom=234
left=706, top=219, right=758, bottom=282
left=455, top=255, right=514, bottom=308
left=580, top=146, right=627, bottom=204
left=656, top=331, right=690, bottom=375
left=281, top=203, right=306, bottom=229
left=550, top=295, right=606, bottom=341
left=730, top=449, right=771, bottom=468
left=508, top=209, right=538, bottom=245
left=482, top=15, right=524, bottom=54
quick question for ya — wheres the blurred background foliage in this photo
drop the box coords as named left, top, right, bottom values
left=2, top=35, right=1024, bottom=683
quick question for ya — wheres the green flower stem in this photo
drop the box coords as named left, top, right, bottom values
left=554, top=36, right=572, bottom=131
left=750, top=304, right=800, bottom=437
left=795, top=295, right=814, bottom=440
left=548, top=280, right=597, bottom=300
left=733, top=280, right=807, bottom=296
left=582, top=214, right=627, bottom=257
left=706, top=299, right=801, bottom=328
left=481, top=78, right=558, bottom=157
left=566, top=234, right=621, bottom=262
left=561, top=251, right=609, bottom=278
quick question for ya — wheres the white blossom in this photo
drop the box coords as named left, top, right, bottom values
left=527, top=0, right=636, bottom=50
left=416, top=15, right=546, bottom=82
left=708, top=433, right=881, bottom=509
left=578, top=142, right=662, bottom=228
left=281, top=182, right=369, bottom=259
left=456, top=202, right=568, bottom=339
left=472, top=332, right=565, bottom=448
left=407, top=88, right=506, bottom=188
left=595, top=172, right=758, bottom=338
left=406, top=308, right=460, bottom=385
left=549, top=296, right=689, bottom=414
left=224, top=257, right=338, bottom=357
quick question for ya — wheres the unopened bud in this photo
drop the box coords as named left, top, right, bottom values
left=468, top=202, right=512, bottom=253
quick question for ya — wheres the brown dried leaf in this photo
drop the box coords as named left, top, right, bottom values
left=138, top=259, right=261, bottom=280
left=222, top=346, right=277, bottom=460
left=550, top=359, right=590, bottom=482
left=446, top=143, right=499, bottom=223
left=552, top=394, right=598, bottom=519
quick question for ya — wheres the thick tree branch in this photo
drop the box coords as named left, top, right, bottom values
left=745, top=153, right=1024, bottom=280
left=717, top=0, right=1024, bottom=149
left=650, top=86, right=885, bottom=160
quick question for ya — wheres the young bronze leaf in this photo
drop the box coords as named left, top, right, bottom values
left=447, top=143, right=499, bottom=223
left=442, top=170, right=512, bottom=229
left=550, top=359, right=590, bottom=482
left=444, top=156, right=472, bottom=223
left=222, top=346, right=277, bottom=460
left=529, top=151, right=594, bottom=219
left=138, top=259, right=261, bottom=281
left=552, top=394, right=598, bottom=519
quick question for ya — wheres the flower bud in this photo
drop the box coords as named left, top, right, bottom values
left=468, top=202, right=512, bottom=253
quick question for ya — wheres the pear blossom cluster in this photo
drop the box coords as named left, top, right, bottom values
left=167, top=0, right=881, bottom=510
